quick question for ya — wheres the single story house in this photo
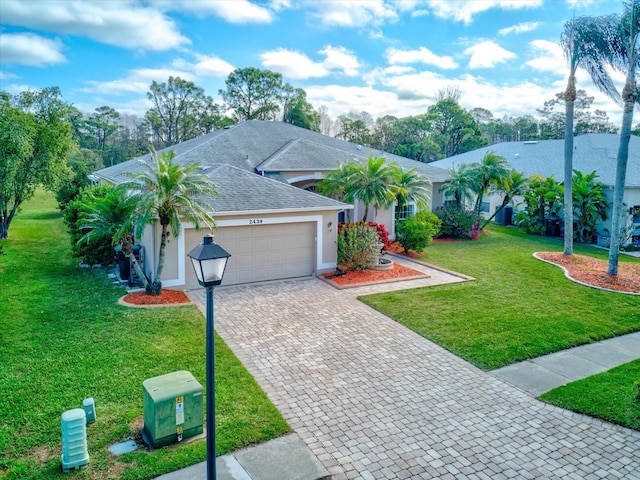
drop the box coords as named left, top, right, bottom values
left=91, top=120, right=451, bottom=288
left=429, top=133, right=640, bottom=243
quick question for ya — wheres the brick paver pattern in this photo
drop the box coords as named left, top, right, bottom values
left=193, top=277, right=640, bottom=480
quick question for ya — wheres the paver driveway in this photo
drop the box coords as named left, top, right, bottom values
left=191, top=276, right=640, bottom=479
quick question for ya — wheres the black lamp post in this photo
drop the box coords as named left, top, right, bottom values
left=187, top=234, right=231, bottom=480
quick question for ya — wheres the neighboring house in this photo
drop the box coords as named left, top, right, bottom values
left=92, top=120, right=451, bottom=288
left=429, top=133, right=640, bottom=243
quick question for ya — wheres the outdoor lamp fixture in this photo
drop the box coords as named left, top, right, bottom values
left=187, top=234, right=231, bottom=480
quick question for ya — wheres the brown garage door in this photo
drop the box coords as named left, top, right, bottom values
left=186, top=222, right=316, bottom=288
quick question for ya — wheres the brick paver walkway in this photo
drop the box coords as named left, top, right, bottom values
left=192, top=277, right=639, bottom=479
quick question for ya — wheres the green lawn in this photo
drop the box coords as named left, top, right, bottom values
left=539, top=359, right=640, bottom=431
left=0, top=191, right=290, bottom=480
left=362, top=225, right=640, bottom=371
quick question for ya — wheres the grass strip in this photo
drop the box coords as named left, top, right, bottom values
left=539, top=359, right=640, bottom=431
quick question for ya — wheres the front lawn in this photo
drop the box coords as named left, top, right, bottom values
left=0, top=191, right=290, bottom=480
left=362, top=226, right=640, bottom=371
left=539, top=359, right=640, bottom=431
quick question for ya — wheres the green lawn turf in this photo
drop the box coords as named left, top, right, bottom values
left=0, top=191, right=291, bottom=480
left=539, top=359, right=640, bottom=431
left=362, top=225, right=640, bottom=371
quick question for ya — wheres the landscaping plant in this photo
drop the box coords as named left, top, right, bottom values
left=395, top=211, right=441, bottom=254
left=337, top=222, right=380, bottom=271
left=433, top=205, right=481, bottom=239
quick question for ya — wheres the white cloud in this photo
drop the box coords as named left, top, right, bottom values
left=261, top=49, right=329, bottom=79
left=499, top=21, right=541, bottom=36
left=426, top=0, right=542, bottom=24
left=261, top=45, right=361, bottom=80
left=320, top=46, right=361, bottom=76
left=0, top=0, right=189, bottom=50
left=524, top=39, right=565, bottom=72
left=464, top=41, right=517, bottom=69
left=386, top=46, right=458, bottom=69
left=80, top=68, right=196, bottom=96
left=192, top=54, right=236, bottom=77
left=0, top=71, right=19, bottom=80
left=0, top=32, right=65, bottom=66
left=308, top=1, right=398, bottom=27
left=305, top=84, right=401, bottom=119
left=176, top=0, right=274, bottom=23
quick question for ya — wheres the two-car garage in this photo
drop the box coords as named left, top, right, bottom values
left=185, top=220, right=317, bottom=289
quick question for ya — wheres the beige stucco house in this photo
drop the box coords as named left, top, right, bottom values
left=91, top=120, right=450, bottom=288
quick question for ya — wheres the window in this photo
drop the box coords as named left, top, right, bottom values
left=480, top=201, right=490, bottom=213
left=395, top=204, right=415, bottom=222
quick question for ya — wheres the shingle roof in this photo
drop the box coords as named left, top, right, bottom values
left=205, top=164, right=348, bottom=213
left=93, top=120, right=451, bottom=184
left=428, top=133, right=640, bottom=187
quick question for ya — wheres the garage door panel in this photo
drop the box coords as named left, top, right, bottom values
left=187, top=222, right=315, bottom=288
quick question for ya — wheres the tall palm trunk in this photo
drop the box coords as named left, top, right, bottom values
left=608, top=78, right=637, bottom=275
left=563, top=71, right=576, bottom=255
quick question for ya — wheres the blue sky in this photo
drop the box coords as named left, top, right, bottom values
left=0, top=0, right=630, bottom=126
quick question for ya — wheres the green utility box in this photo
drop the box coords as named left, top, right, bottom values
left=143, top=371, right=203, bottom=448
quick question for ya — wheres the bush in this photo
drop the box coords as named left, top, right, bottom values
left=434, top=205, right=481, bottom=239
left=337, top=222, right=380, bottom=271
left=395, top=215, right=439, bottom=254
left=63, top=184, right=116, bottom=266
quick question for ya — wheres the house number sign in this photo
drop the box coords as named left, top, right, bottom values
left=249, top=219, right=264, bottom=225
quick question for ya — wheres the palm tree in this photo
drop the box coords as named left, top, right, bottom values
left=318, top=155, right=397, bottom=222
left=471, top=151, right=510, bottom=214
left=560, top=15, right=618, bottom=256
left=351, top=156, right=398, bottom=222
left=79, top=186, right=150, bottom=290
left=392, top=165, right=432, bottom=214
left=439, top=163, right=475, bottom=209
left=480, top=170, right=529, bottom=229
left=123, top=149, right=217, bottom=294
left=604, top=1, right=639, bottom=275
left=572, top=170, right=609, bottom=243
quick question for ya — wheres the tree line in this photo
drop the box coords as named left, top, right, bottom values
left=58, top=69, right=634, bottom=173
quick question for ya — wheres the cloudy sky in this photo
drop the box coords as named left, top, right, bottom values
left=0, top=0, right=631, bottom=125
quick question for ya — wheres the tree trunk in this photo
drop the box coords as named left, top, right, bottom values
left=481, top=196, right=509, bottom=229
left=563, top=72, right=576, bottom=255
left=608, top=79, right=636, bottom=275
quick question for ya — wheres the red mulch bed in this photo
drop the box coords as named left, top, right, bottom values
left=536, top=252, right=640, bottom=294
left=122, top=289, right=192, bottom=305
left=322, top=263, right=425, bottom=286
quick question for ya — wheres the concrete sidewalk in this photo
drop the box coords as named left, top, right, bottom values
left=491, top=331, right=640, bottom=396
left=155, top=433, right=329, bottom=480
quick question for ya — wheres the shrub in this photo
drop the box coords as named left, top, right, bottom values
left=63, top=184, right=116, bottom=266
left=337, top=222, right=380, bottom=271
left=396, top=216, right=439, bottom=254
left=434, top=205, right=481, bottom=239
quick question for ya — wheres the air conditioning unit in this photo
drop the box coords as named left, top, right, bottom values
left=143, top=371, right=203, bottom=448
